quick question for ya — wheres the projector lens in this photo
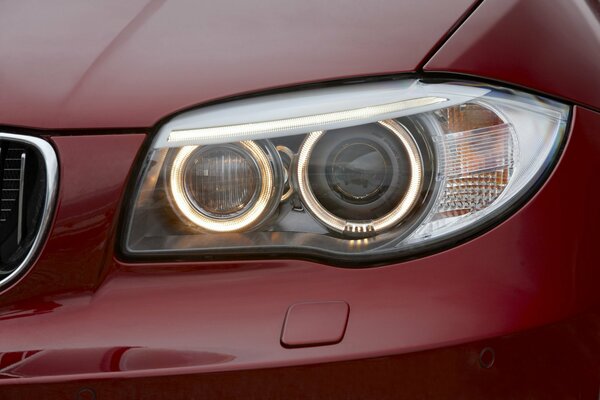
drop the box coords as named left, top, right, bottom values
left=328, top=141, right=389, bottom=203
left=296, top=120, right=424, bottom=237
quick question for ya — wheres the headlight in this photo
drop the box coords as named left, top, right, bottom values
left=123, top=79, right=569, bottom=264
left=168, top=141, right=282, bottom=232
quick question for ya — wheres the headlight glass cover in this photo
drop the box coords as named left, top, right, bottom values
left=123, top=79, right=569, bottom=264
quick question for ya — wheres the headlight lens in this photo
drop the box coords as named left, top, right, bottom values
left=296, top=120, right=424, bottom=236
left=123, top=79, right=569, bottom=264
left=168, top=141, right=282, bottom=232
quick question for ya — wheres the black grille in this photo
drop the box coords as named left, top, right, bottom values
left=0, top=136, right=55, bottom=283
left=0, top=146, right=26, bottom=239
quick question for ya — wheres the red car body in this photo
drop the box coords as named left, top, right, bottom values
left=1, top=0, right=599, bottom=398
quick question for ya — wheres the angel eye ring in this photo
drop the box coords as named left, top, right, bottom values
left=295, top=119, right=424, bottom=237
left=168, top=140, right=280, bottom=232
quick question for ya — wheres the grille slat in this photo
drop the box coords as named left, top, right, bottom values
left=17, top=152, right=26, bottom=244
left=0, top=146, right=26, bottom=234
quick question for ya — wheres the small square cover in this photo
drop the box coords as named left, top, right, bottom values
left=280, top=301, right=349, bottom=348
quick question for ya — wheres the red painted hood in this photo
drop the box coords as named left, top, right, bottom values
left=0, top=0, right=474, bottom=129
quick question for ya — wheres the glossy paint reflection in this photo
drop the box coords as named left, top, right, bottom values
left=0, top=347, right=234, bottom=378
left=1, top=314, right=599, bottom=398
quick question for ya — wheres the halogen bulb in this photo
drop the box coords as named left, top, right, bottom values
left=183, top=145, right=259, bottom=217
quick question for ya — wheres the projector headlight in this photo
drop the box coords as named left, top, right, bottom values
left=123, top=79, right=569, bottom=264
left=168, top=140, right=282, bottom=233
left=295, top=120, right=424, bottom=237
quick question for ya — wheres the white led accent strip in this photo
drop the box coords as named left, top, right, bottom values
left=168, top=96, right=447, bottom=144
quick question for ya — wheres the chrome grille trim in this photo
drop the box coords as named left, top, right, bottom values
left=0, top=133, right=58, bottom=290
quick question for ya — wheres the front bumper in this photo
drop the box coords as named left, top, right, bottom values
left=2, top=313, right=599, bottom=398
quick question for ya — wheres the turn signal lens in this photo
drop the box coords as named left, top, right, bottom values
left=123, top=79, right=568, bottom=264
left=437, top=105, right=512, bottom=217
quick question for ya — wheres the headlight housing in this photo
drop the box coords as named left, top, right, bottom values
left=123, top=79, right=569, bottom=265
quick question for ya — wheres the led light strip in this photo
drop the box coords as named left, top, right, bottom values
left=168, top=96, right=447, bottom=144
left=296, top=120, right=423, bottom=237
left=169, top=141, right=275, bottom=232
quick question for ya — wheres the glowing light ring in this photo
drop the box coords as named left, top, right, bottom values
left=169, top=141, right=274, bottom=232
left=296, top=120, right=423, bottom=237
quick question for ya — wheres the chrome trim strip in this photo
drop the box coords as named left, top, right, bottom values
left=0, top=133, right=58, bottom=290
left=17, top=152, right=26, bottom=244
